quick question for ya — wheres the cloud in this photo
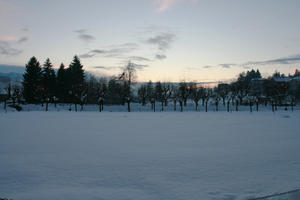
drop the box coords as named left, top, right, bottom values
left=244, top=54, right=300, bottom=66
left=74, top=29, right=95, bottom=43
left=131, top=63, right=149, bottom=70
left=129, top=56, right=151, bottom=62
left=79, top=43, right=139, bottom=59
left=21, top=27, right=29, bottom=32
left=93, top=66, right=120, bottom=71
left=0, top=41, right=22, bottom=55
left=155, top=54, right=167, bottom=60
left=154, top=0, right=198, bottom=12
left=0, top=35, right=16, bottom=41
left=93, top=62, right=148, bottom=72
left=17, top=37, right=28, bottom=43
left=154, top=0, right=177, bottom=12
left=219, top=63, right=236, bottom=69
left=146, top=33, right=176, bottom=51
left=202, top=65, right=213, bottom=69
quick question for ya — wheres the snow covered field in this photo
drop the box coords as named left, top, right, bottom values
left=0, top=111, right=300, bottom=200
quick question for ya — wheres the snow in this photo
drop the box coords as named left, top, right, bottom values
left=1, top=102, right=299, bottom=112
left=0, top=111, right=300, bottom=200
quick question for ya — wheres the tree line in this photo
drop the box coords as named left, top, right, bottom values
left=1, top=56, right=300, bottom=112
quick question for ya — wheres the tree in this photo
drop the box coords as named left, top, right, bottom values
left=68, top=56, right=85, bottom=110
left=178, top=82, right=189, bottom=106
left=106, top=77, right=122, bottom=104
left=146, top=81, right=155, bottom=111
left=171, top=84, right=179, bottom=111
left=119, top=62, right=136, bottom=112
left=189, top=83, right=202, bottom=111
left=293, top=69, right=300, bottom=77
left=41, top=58, right=56, bottom=109
left=155, top=81, right=164, bottom=111
left=57, top=63, right=68, bottom=102
left=23, top=57, right=42, bottom=103
left=138, top=84, right=147, bottom=106
left=217, top=83, right=230, bottom=106
left=161, top=82, right=173, bottom=107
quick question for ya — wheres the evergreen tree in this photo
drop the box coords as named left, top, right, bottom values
left=22, top=57, right=42, bottom=103
left=42, top=58, right=56, bottom=100
left=57, top=63, right=68, bottom=102
left=68, top=55, right=85, bottom=103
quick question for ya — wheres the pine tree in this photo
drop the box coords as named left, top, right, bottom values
left=22, top=57, right=42, bottom=103
left=57, top=63, right=68, bottom=102
left=42, top=58, right=56, bottom=100
left=68, top=56, right=85, bottom=104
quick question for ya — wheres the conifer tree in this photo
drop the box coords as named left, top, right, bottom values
left=22, top=57, right=42, bottom=103
left=42, top=58, right=56, bottom=100
left=68, top=55, right=85, bottom=106
left=57, top=63, right=68, bottom=102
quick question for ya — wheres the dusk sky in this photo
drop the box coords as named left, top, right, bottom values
left=1, top=0, right=300, bottom=82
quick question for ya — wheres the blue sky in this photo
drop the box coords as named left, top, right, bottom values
left=1, top=0, right=300, bottom=82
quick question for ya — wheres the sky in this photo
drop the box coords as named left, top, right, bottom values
left=1, top=0, right=300, bottom=82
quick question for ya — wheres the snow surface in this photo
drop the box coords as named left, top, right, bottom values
left=1, top=102, right=299, bottom=113
left=0, top=111, right=300, bottom=200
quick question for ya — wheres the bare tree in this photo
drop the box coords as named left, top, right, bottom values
left=162, top=82, right=173, bottom=107
left=178, top=82, right=189, bottom=107
left=119, top=62, right=137, bottom=112
left=189, top=83, right=202, bottom=111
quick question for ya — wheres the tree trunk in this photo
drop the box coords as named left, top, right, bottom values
left=227, top=101, right=230, bottom=112
left=195, top=101, right=198, bottom=111
left=46, top=102, right=48, bottom=112
left=205, top=101, right=208, bottom=112
left=174, top=100, right=177, bottom=111
left=127, top=101, right=131, bottom=112
left=256, top=102, right=259, bottom=112
left=161, top=101, right=164, bottom=112
left=250, top=102, right=252, bottom=112
left=184, top=99, right=187, bottom=107
left=4, top=99, right=7, bottom=112
left=236, top=100, right=239, bottom=112
left=180, top=101, right=183, bottom=112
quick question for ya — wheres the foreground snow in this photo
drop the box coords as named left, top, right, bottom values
left=0, top=112, right=300, bottom=200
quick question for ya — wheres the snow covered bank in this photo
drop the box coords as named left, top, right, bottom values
left=0, top=112, right=300, bottom=200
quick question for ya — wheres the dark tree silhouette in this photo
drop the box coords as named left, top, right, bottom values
left=23, top=57, right=42, bottom=103
left=67, top=56, right=85, bottom=111
left=138, top=84, right=147, bottom=106
left=189, top=83, right=202, bottom=111
left=119, top=62, right=136, bottom=112
left=42, top=58, right=56, bottom=111
left=57, top=63, right=68, bottom=102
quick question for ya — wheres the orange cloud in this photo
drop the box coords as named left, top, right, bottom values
left=0, top=35, right=17, bottom=41
left=155, top=0, right=177, bottom=12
